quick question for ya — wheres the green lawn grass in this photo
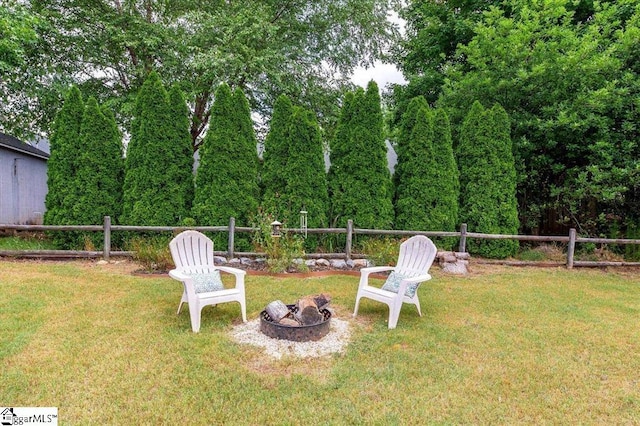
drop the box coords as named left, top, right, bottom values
left=1, top=260, right=639, bottom=424
left=0, top=235, right=57, bottom=250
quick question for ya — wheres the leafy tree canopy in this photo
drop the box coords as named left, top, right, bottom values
left=9, top=0, right=401, bottom=145
left=0, top=2, right=52, bottom=139
left=396, top=0, right=640, bottom=236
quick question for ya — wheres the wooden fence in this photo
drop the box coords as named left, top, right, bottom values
left=2, top=216, right=640, bottom=269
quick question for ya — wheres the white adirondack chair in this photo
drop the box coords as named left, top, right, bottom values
left=353, top=235, right=437, bottom=329
left=169, top=230, right=247, bottom=332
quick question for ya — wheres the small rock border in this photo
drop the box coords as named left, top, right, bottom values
left=217, top=256, right=372, bottom=273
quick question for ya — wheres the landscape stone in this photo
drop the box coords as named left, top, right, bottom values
left=352, top=259, right=371, bottom=268
left=330, top=259, right=348, bottom=269
left=442, top=262, right=468, bottom=274
left=316, top=259, right=330, bottom=267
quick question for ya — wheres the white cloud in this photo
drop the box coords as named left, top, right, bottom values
left=351, top=61, right=406, bottom=89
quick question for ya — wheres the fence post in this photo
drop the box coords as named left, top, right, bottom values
left=567, top=228, right=576, bottom=269
left=228, top=217, right=235, bottom=259
left=458, top=223, right=467, bottom=253
left=346, top=219, right=353, bottom=260
left=103, top=216, right=111, bottom=261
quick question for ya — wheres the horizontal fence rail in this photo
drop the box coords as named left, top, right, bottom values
left=2, top=216, right=640, bottom=269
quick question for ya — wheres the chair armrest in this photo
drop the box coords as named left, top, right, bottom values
left=216, top=266, right=246, bottom=277
left=402, top=273, right=432, bottom=284
left=360, top=266, right=395, bottom=276
left=216, top=266, right=246, bottom=291
left=358, top=266, right=396, bottom=290
left=168, top=269, right=190, bottom=281
left=396, top=274, right=432, bottom=298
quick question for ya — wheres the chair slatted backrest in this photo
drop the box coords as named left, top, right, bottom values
left=396, top=235, right=437, bottom=276
left=169, top=230, right=216, bottom=274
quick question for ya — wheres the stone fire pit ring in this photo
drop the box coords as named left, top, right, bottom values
left=260, top=304, right=332, bottom=342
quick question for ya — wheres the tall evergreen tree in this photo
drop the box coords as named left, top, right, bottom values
left=193, top=84, right=259, bottom=248
left=395, top=106, right=436, bottom=231
left=281, top=106, right=329, bottom=237
left=122, top=71, right=192, bottom=226
left=72, top=97, right=124, bottom=246
left=393, top=95, right=430, bottom=208
left=395, top=104, right=459, bottom=249
left=458, top=101, right=518, bottom=258
left=44, top=86, right=84, bottom=248
left=395, top=95, right=429, bottom=162
left=431, top=108, right=460, bottom=247
left=44, top=86, right=84, bottom=228
left=327, top=91, right=355, bottom=226
left=328, top=81, right=393, bottom=229
left=168, top=85, right=195, bottom=220
left=261, top=94, right=295, bottom=217
left=491, top=103, right=519, bottom=253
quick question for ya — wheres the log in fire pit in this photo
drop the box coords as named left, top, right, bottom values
left=260, top=294, right=332, bottom=342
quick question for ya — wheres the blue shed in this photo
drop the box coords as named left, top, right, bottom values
left=0, top=132, right=49, bottom=225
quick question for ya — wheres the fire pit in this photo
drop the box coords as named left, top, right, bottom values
left=260, top=305, right=331, bottom=342
left=259, top=295, right=332, bottom=342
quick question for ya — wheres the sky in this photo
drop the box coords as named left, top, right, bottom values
left=350, top=10, right=407, bottom=89
left=351, top=61, right=407, bottom=89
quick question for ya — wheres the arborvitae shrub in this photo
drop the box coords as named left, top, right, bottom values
left=73, top=97, right=124, bottom=248
left=44, top=86, right=85, bottom=248
left=261, top=94, right=294, bottom=217
left=458, top=101, right=519, bottom=258
left=393, top=95, right=429, bottom=200
left=281, top=106, right=329, bottom=250
left=120, top=72, right=193, bottom=232
left=394, top=104, right=459, bottom=250
left=395, top=106, right=436, bottom=231
left=122, top=71, right=191, bottom=226
left=431, top=108, right=460, bottom=249
left=490, top=103, right=519, bottom=255
left=168, top=86, right=195, bottom=220
left=192, top=84, right=259, bottom=251
left=328, top=81, right=393, bottom=231
left=327, top=91, right=354, bottom=227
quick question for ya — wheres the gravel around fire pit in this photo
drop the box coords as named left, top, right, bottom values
left=230, top=315, right=351, bottom=360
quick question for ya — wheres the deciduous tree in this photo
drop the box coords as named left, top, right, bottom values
left=16, top=0, right=400, bottom=145
left=396, top=0, right=640, bottom=237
